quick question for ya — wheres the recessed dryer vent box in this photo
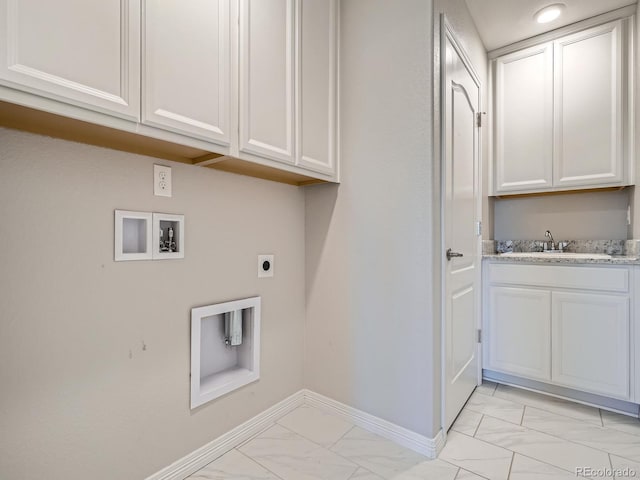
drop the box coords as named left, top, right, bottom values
left=190, top=296, right=261, bottom=409
left=114, top=210, right=153, bottom=261
left=152, top=213, right=184, bottom=260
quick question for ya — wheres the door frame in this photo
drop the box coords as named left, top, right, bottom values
left=439, top=14, right=483, bottom=434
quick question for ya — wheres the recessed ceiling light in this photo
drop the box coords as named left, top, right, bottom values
left=534, top=3, right=565, bottom=24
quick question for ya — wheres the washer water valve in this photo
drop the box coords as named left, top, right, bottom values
left=224, top=310, right=243, bottom=346
left=159, top=227, right=177, bottom=252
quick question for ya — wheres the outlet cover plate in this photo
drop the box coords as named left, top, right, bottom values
left=154, top=164, right=172, bottom=197
left=258, top=255, right=274, bottom=278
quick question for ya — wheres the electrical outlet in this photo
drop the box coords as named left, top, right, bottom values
left=154, top=165, right=172, bottom=197
left=258, top=254, right=274, bottom=278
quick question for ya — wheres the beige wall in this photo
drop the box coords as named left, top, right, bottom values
left=305, top=0, right=436, bottom=437
left=494, top=190, right=631, bottom=240
left=0, top=128, right=306, bottom=480
left=304, top=0, right=486, bottom=439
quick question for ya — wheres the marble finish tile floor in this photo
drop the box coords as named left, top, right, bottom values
left=187, top=382, right=640, bottom=479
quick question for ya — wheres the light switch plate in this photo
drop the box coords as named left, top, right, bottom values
left=154, top=165, right=172, bottom=197
left=258, top=255, right=274, bottom=278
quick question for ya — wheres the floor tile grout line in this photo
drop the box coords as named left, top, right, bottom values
left=603, top=424, right=640, bottom=439
left=470, top=390, right=603, bottom=427
left=237, top=425, right=358, bottom=480
left=464, top=407, right=527, bottom=428
left=345, top=464, right=367, bottom=480
left=492, top=387, right=603, bottom=423
left=472, top=414, right=484, bottom=438
left=441, top=457, right=472, bottom=476
left=520, top=405, right=526, bottom=426
left=233, top=448, right=288, bottom=480
left=477, top=413, right=639, bottom=471
left=513, top=451, right=592, bottom=478
left=516, top=414, right=640, bottom=461
left=456, top=466, right=491, bottom=480
left=600, top=409, right=605, bottom=427
left=277, top=403, right=359, bottom=452
left=275, top=420, right=354, bottom=455
left=327, top=424, right=357, bottom=451
left=242, top=419, right=364, bottom=476
left=493, top=417, right=626, bottom=459
left=274, top=419, right=378, bottom=474
left=236, top=420, right=278, bottom=449
left=491, top=397, right=606, bottom=426
left=506, top=451, right=515, bottom=480
left=450, top=428, right=514, bottom=454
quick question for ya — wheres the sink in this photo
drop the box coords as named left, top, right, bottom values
left=499, top=252, right=612, bottom=259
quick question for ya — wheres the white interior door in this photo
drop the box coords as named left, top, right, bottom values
left=442, top=21, right=481, bottom=431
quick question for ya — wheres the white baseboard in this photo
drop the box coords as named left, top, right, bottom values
left=145, top=389, right=444, bottom=480
left=145, top=390, right=305, bottom=480
left=303, top=390, right=444, bottom=458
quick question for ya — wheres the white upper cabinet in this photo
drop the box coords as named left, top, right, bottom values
left=0, top=0, right=140, bottom=120
left=554, top=21, right=623, bottom=188
left=492, top=16, right=633, bottom=195
left=142, top=0, right=230, bottom=145
left=0, top=0, right=339, bottom=184
left=495, top=44, right=553, bottom=192
left=238, top=0, right=338, bottom=177
left=239, top=0, right=295, bottom=164
left=296, top=0, right=337, bottom=175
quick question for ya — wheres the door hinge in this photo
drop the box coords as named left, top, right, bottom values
left=477, top=329, right=482, bottom=343
left=476, top=112, right=486, bottom=127
left=475, top=221, right=482, bottom=236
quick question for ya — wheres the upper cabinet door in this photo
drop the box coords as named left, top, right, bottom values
left=239, top=0, right=295, bottom=164
left=0, top=0, right=140, bottom=120
left=494, top=43, right=553, bottom=193
left=296, top=0, right=337, bottom=175
left=142, top=0, right=230, bottom=145
left=554, top=20, right=624, bottom=188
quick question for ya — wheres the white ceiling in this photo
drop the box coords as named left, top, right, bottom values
left=465, top=0, right=637, bottom=51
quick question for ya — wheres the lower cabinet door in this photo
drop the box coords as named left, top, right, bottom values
left=486, top=286, right=551, bottom=381
left=551, top=291, right=630, bottom=399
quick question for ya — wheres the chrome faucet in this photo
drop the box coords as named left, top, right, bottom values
left=544, top=230, right=555, bottom=251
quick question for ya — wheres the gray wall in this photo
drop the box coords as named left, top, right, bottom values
left=0, top=128, right=306, bottom=480
left=632, top=2, right=640, bottom=238
left=304, top=0, right=436, bottom=437
left=494, top=190, right=631, bottom=240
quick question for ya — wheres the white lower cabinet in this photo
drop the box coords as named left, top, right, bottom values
left=551, top=291, right=629, bottom=399
left=484, top=263, right=633, bottom=401
left=487, top=287, right=551, bottom=381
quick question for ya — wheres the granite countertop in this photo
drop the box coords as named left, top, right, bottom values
left=483, top=253, right=640, bottom=265
left=482, top=239, right=640, bottom=265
